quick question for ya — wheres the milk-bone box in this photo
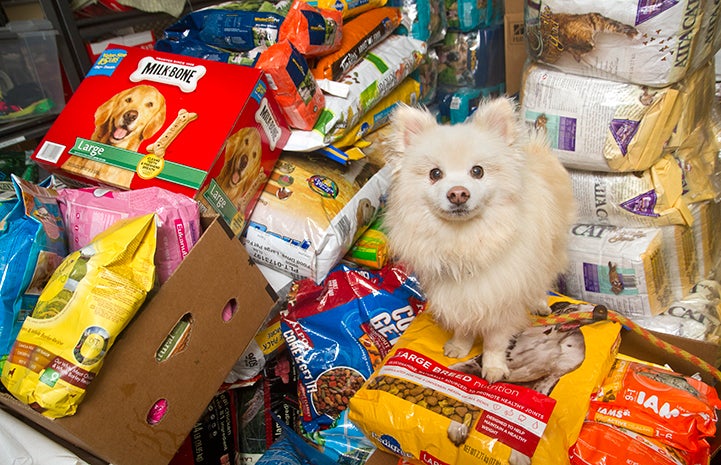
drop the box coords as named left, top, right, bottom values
left=31, top=45, right=290, bottom=236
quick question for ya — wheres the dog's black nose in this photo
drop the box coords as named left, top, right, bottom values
left=238, top=154, right=248, bottom=171
left=447, top=186, right=470, bottom=205
left=124, top=110, right=138, bottom=124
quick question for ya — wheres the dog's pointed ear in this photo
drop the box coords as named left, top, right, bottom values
left=470, top=97, right=520, bottom=145
left=390, top=104, right=437, bottom=153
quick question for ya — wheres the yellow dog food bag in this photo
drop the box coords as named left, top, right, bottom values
left=1, top=213, right=157, bottom=418
left=348, top=295, right=622, bottom=465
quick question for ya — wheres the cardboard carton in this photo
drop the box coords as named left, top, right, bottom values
left=86, top=30, right=155, bottom=63
left=30, top=45, right=290, bottom=236
left=648, top=330, right=721, bottom=372
left=0, top=218, right=277, bottom=465
left=504, top=0, right=527, bottom=96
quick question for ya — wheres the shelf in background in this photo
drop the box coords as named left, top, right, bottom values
left=0, top=114, right=56, bottom=148
left=1, top=0, right=216, bottom=149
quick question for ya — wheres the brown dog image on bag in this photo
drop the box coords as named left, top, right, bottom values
left=530, top=7, right=638, bottom=63
left=62, top=85, right=167, bottom=188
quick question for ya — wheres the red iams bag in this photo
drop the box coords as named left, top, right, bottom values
left=279, top=0, right=342, bottom=57
left=586, top=358, right=721, bottom=453
left=255, top=40, right=325, bottom=130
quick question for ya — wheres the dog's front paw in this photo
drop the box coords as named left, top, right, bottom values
left=530, top=298, right=551, bottom=316
left=447, top=420, right=469, bottom=446
left=444, top=333, right=475, bottom=359
left=509, top=449, right=531, bottom=465
left=482, top=365, right=509, bottom=384
left=444, top=341, right=470, bottom=359
left=481, top=351, right=510, bottom=383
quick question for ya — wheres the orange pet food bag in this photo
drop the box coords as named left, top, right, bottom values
left=255, top=40, right=325, bottom=130
left=571, top=420, right=710, bottom=465
left=279, top=0, right=343, bottom=57
left=587, top=357, right=721, bottom=452
left=311, top=6, right=402, bottom=81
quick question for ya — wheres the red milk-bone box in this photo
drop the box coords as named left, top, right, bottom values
left=31, top=44, right=290, bottom=236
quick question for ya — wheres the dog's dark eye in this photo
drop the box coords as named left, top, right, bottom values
left=146, top=102, right=154, bottom=108
left=125, top=97, right=132, bottom=103
left=429, top=168, right=443, bottom=181
left=470, top=165, right=484, bottom=179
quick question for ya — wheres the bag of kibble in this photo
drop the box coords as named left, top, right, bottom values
left=1, top=214, right=157, bottom=418
left=348, top=295, right=622, bottom=465
left=281, top=263, right=425, bottom=433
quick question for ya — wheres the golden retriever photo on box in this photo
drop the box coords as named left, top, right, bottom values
left=214, top=126, right=266, bottom=212
left=62, top=84, right=167, bottom=188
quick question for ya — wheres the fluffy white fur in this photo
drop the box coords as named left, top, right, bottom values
left=383, top=98, right=577, bottom=384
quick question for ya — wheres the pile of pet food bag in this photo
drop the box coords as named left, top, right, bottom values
left=3, top=0, right=721, bottom=464
left=519, top=1, right=721, bottom=341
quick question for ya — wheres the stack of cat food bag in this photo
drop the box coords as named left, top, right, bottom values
left=509, top=1, right=721, bottom=464
left=518, top=1, right=721, bottom=346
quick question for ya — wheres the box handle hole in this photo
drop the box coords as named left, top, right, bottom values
left=147, top=398, right=168, bottom=425
left=155, top=313, right=193, bottom=362
left=222, top=298, right=238, bottom=322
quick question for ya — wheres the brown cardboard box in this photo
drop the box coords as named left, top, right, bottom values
left=363, top=326, right=721, bottom=465
left=649, top=330, right=721, bottom=370
left=0, top=218, right=277, bottom=465
left=504, top=0, right=527, bottom=96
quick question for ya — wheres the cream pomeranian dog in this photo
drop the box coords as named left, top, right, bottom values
left=383, top=98, right=576, bottom=385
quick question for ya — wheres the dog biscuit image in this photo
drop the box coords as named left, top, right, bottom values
left=146, top=109, right=198, bottom=158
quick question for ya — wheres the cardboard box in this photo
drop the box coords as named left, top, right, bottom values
left=649, top=330, right=721, bottom=371
left=504, top=0, right=527, bottom=96
left=0, top=218, right=278, bottom=465
left=86, top=30, right=155, bottom=63
left=30, top=45, right=290, bottom=235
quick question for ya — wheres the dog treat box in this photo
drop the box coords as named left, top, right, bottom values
left=30, top=45, right=290, bottom=236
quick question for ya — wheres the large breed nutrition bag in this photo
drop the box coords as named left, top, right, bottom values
left=349, top=295, right=622, bottom=465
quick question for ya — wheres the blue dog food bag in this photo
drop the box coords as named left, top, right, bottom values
left=0, top=175, right=66, bottom=370
left=281, top=263, right=425, bottom=432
